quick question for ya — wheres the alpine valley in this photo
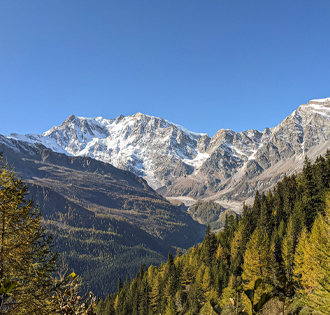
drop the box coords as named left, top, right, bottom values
left=0, top=138, right=205, bottom=296
left=1, top=96, right=330, bottom=296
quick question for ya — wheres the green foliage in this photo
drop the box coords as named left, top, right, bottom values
left=3, top=144, right=205, bottom=297
left=97, top=151, right=330, bottom=314
left=0, top=154, right=57, bottom=314
left=243, top=279, right=272, bottom=314
left=293, top=193, right=330, bottom=314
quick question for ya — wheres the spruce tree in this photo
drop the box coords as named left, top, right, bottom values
left=301, top=156, right=318, bottom=230
left=258, top=192, right=273, bottom=238
left=117, top=277, right=123, bottom=293
left=201, top=225, right=217, bottom=267
left=0, top=154, right=57, bottom=314
left=251, top=190, right=261, bottom=230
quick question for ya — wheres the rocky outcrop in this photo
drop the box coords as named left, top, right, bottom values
left=6, top=97, right=330, bottom=211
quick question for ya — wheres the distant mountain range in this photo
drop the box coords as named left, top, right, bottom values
left=6, top=97, right=330, bottom=212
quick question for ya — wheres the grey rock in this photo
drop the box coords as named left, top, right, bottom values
left=6, top=97, right=330, bottom=211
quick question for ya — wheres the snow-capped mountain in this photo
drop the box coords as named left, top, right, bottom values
left=8, top=113, right=207, bottom=189
left=6, top=97, right=330, bottom=210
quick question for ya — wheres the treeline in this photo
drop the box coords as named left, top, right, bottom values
left=97, top=151, right=330, bottom=314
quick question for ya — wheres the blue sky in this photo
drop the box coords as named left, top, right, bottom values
left=1, top=1, right=330, bottom=137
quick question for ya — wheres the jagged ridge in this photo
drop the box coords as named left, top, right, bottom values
left=7, top=97, right=330, bottom=210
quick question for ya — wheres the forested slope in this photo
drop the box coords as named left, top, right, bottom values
left=97, top=151, right=330, bottom=314
left=0, top=138, right=205, bottom=296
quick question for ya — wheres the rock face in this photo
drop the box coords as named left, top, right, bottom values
left=7, top=97, right=330, bottom=210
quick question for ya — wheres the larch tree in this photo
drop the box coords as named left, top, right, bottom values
left=294, top=193, right=330, bottom=314
left=201, top=266, right=212, bottom=296
left=242, top=227, right=272, bottom=314
left=242, top=227, right=272, bottom=287
left=282, top=217, right=296, bottom=283
left=230, top=223, right=244, bottom=276
left=0, top=154, right=57, bottom=314
left=164, top=297, right=176, bottom=315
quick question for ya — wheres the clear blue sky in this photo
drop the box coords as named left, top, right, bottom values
left=1, top=1, right=330, bottom=137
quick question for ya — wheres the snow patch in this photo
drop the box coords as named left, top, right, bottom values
left=183, top=152, right=210, bottom=168
left=309, top=97, right=330, bottom=103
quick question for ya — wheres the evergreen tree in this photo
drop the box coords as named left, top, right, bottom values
left=271, top=221, right=285, bottom=270
left=251, top=190, right=261, bottom=230
left=282, top=174, right=297, bottom=219
left=0, top=154, right=57, bottom=314
left=99, top=152, right=330, bottom=315
left=117, top=277, right=123, bottom=293
left=201, top=225, right=217, bottom=267
left=241, top=203, right=254, bottom=241
left=273, top=181, right=285, bottom=227
left=230, top=224, right=244, bottom=276
left=301, top=156, right=319, bottom=230
left=258, top=192, right=273, bottom=238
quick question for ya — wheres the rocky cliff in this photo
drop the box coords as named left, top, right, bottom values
left=7, top=97, right=330, bottom=212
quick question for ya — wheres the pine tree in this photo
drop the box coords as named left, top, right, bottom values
left=0, top=154, right=57, bottom=314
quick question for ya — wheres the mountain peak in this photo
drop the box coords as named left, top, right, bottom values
left=5, top=96, right=330, bottom=204
left=67, top=114, right=77, bottom=120
left=307, top=97, right=330, bottom=105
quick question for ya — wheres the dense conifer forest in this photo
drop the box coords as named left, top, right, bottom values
left=96, top=152, right=330, bottom=315
left=3, top=150, right=330, bottom=314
